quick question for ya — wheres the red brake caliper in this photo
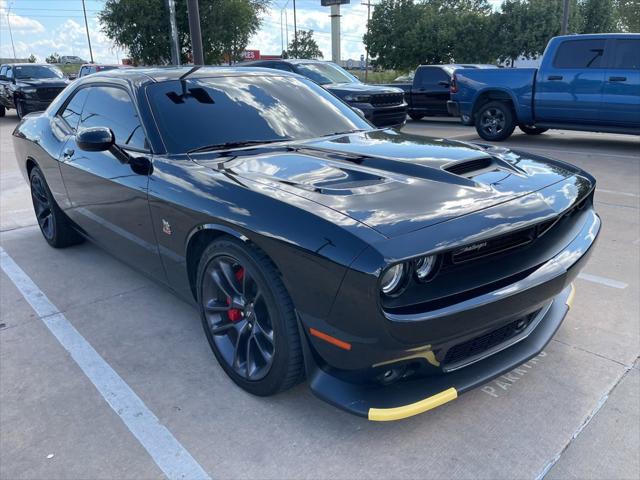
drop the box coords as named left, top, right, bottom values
left=226, top=267, right=245, bottom=322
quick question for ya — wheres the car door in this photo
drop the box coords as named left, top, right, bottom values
left=411, top=67, right=451, bottom=115
left=535, top=38, right=607, bottom=124
left=0, top=66, right=9, bottom=107
left=58, top=84, right=165, bottom=280
left=600, top=38, right=640, bottom=127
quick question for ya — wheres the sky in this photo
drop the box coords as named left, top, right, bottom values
left=0, top=0, right=502, bottom=63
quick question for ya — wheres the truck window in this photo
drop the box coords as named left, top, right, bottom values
left=415, top=67, right=449, bottom=87
left=553, top=39, right=606, bottom=69
left=612, top=40, right=640, bottom=70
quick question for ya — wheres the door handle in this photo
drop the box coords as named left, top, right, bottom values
left=609, top=76, right=627, bottom=82
left=548, top=75, right=563, bottom=81
left=62, top=147, right=74, bottom=159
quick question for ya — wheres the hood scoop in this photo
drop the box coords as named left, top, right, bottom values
left=444, top=157, right=494, bottom=177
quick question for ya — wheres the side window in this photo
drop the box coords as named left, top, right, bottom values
left=553, top=40, right=606, bottom=69
left=79, top=67, right=87, bottom=77
left=612, top=40, right=640, bottom=70
left=416, top=67, right=447, bottom=87
left=59, top=88, right=89, bottom=130
left=271, top=63, right=293, bottom=72
left=79, top=86, right=148, bottom=151
left=6, top=67, right=13, bottom=79
left=0, top=66, right=6, bottom=77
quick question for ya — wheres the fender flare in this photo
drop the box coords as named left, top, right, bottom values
left=471, top=87, right=522, bottom=121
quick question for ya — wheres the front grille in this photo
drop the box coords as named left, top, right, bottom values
left=36, top=87, right=64, bottom=101
left=370, top=93, right=404, bottom=107
left=443, top=310, right=540, bottom=366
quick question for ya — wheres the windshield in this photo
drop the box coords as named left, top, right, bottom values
left=14, top=65, right=64, bottom=80
left=293, top=62, right=358, bottom=85
left=147, top=74, right=371, bottom=154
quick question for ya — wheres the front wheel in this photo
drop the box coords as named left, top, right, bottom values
left=16, top=100, right=25, bottom=119
left=475, top=101, right=516, bottom=141
left=197, top=238, right=304, bottom=396
left=519, top=125, right=549, bottom=135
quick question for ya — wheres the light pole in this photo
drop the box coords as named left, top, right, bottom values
left=166, top=0, right=181, bottom=65
left=6, top=5, right=17, bottom=61
left=82, top=0, right=94, bottom=62
left=187, top=0, right=204, bottom=65
left=280, top=0, right=291, bottom=55
left=362, top=0, right=375, bottom=81
left=292, top=0, right=298, bottom=58
left=561, top=0, right=570, bottom=35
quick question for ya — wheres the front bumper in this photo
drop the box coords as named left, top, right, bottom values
left=299, top=207, right=600, bottom=420
left=305, top=283, right=575, bottom=420
left=16, top=98, right=52, bottom=115
left=355, top=102, right=408, bottom=127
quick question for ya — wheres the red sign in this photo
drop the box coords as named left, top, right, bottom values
left=243, top=50, right=261, bottom=61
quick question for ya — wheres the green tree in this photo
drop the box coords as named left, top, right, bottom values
left=287, top=30, right=323, bottom=59
left=580, top=0, right=621, bottom=32
left=27, top=54, right=37, bottom=63
left=45, top=52, right=60, bottom=64
left=615, top=0, right=640, bottom=31
left=99, top=0, right=269, bottom=65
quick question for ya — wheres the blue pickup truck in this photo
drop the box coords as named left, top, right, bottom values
left=448, top=34, right=639, bottom=141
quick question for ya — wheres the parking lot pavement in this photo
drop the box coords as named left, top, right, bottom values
left=1, top=110, right=639, bottom=479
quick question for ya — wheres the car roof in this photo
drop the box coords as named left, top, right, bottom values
left=76, top=65, right=296, bottom=88
left=2, top=63, right=54, bottom=67
left=242, top=59, right=332, bottom=66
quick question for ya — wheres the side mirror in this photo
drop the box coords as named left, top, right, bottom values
left=76, top=127, right=115, bottom=152
left=352, top=107, right=367, bottom=119
left=438, top=80, right=450, bottom=88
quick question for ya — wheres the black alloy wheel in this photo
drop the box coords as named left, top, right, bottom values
left=29, top=167, right=83, bottom=248
left=197, top=238, right=303, bottom=396
left=16, top=100, right=25, bottom=119
left=475, top=101, right=516, bottom=141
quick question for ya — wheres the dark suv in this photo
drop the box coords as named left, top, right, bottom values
left=0, top=64, right=69, bottom=118
left=240, top=59, right=407, bottom=127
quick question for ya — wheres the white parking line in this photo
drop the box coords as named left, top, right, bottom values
left=0, top=247, right=211, bottom=480
left=597, top=188, right=640, bottom=199
left=577, top=273, right=628, bottom=289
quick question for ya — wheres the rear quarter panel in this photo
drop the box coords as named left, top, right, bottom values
left=452, top=68, right=537, bottom=124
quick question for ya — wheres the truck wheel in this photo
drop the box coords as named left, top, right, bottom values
left=475, top=101, right=516, bottom=141
left=0, top=105, right=5, bottom=117
left=519, top=125, right=549, bottom=135
left=409, top=113, right=424, bottom=121
left=16, top=100, right=26, bottom=119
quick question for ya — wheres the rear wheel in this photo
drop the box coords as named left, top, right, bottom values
left=519, top=125, right=549, bottom=135
left=197, top=238, right=304, bottom=396
left=29, top=167, right=83, bottom=248
left=409, top=113, right=424, bottom=121
left=475, top=101, right=516, bottom=141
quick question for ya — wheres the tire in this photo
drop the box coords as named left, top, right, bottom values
left=16, top=100, right=25, bottom=119
left=409, top=113, right=424, bottom=121
left=0, top=105, right=5, bottom=117
left=29, top=167, right=84, bottom=248
left=475, top=101, right=516, bottom=141
left=197, top=237, right=304, bottom=396
left=519, top=125, right=549, bottom=135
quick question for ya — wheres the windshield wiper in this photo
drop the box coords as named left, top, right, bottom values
left=187, top=138, right=291, bottom=154
left=321, top=129, right=366, bottom=137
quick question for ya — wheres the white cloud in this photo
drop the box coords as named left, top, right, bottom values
left=0, top=0, right=45, bottom=35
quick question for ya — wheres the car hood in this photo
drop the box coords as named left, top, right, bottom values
left=17, top=78, right=69, bottom=88
left=194, top=129, right=584, bottom=238
left=324, top=82, right=404, bottom=96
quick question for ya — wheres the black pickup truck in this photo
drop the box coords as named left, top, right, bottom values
left=381, top=64, right=497, bottom=121
left=240, top=59, right=408, bottom=127
left=0, top=63, right=69, bottom=118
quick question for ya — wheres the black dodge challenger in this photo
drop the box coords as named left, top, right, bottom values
left=12, top=67, right=600, bottom=421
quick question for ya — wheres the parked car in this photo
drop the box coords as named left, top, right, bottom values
left=239, top=59, right=407, bottom=127
left=448, top=34, right=640, bottom=141
left=60, top=55, right=87, bottom=65
left=78, top=64, right=130, bottom=78
left=12, top=67, right=599, bottom=420
left=0, top=63, right=69, bottom=118
left=382, top=64, right=498, bottom=120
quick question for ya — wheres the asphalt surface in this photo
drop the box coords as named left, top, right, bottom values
left=1, top=111, right=638, bottom=480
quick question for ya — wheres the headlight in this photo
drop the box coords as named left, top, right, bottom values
left=414, top=255, right=437, bottom=281
left=380, top=264, right=406, bottom=295
left=344, top=94, right=371, bottom=103
left=21, top=87, right=37, bottom=94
